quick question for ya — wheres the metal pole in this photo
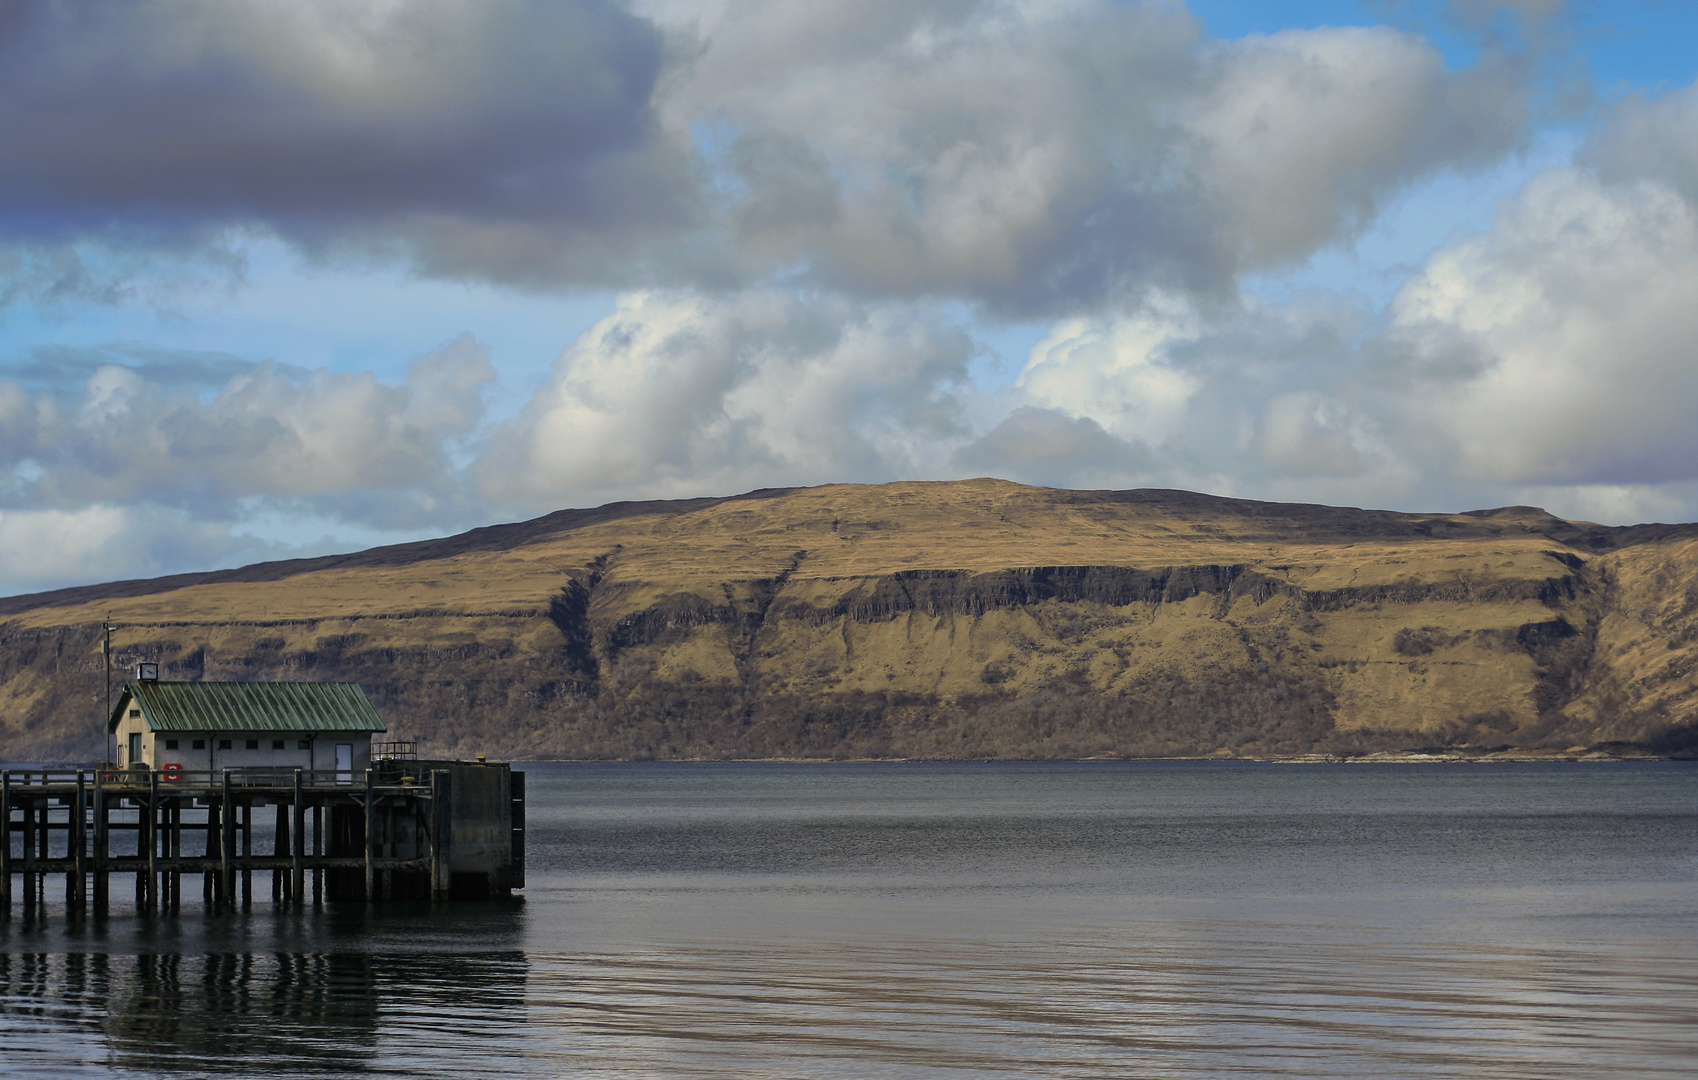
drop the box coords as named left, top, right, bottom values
left=102, top=620, right=116, bottom=766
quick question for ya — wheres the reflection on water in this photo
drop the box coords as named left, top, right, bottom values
left=1, top=762, right=1695, bottom=1078
left=105, top=952, right=378, bottom=1072
left=1, top=907, right=529, bottom=1079
left=510, top=933, right=1696, bottom=1079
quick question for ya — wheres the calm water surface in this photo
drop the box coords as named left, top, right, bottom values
left=1, top=761, right=1694, bottom=1078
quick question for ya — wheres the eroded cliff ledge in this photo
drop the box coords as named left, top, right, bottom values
left=4, top=480, right=1697, bottom=760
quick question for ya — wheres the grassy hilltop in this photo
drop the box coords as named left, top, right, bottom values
left=4, top=478, right=1698, bottom=761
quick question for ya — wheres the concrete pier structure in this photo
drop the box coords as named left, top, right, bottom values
left=0, top=759, right=524, bottom=921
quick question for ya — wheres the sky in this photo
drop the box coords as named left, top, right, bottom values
left=2, top=0, right=1697, bottom=596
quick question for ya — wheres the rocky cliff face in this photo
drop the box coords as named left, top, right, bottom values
left=3, top=480, right=1696, bottom=761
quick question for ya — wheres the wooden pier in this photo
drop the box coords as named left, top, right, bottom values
left=1, top=760, right=524, bottom=922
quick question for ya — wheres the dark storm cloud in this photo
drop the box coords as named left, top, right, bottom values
left=0, top=0, right=696, bottom=285
left=0, top=0, right=1537, bottom=312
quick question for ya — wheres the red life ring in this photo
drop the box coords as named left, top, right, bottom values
left=160, top=762, right=183, bottom=782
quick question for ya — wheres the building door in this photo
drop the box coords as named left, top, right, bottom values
left=128, top=732, right=142, bottom=769
left=336, top=743, right=353, bottom=784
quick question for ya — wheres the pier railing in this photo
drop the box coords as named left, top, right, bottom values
left=4, top=765, right=442, bottom=790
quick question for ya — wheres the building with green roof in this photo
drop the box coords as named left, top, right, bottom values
left=107, top=669, right=388, bottom=775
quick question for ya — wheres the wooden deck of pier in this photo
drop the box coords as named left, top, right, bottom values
left=1, top=760, right=524, bottom=922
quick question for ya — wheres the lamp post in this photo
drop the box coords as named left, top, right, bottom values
left=102, top=618, right=117, bottom=765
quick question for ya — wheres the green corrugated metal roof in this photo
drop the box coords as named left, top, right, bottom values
left=106, top=681, right=387, bottom=734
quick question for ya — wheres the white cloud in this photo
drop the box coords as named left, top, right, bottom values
left=11, top=2, right=1698, bottom=600
left=1391, top=169, right=1698, bottom=486
left=635, top=0, right=1528, bottom=312
left=1012, top=297, right=1202, bottom=446
left=0, top=505, right=283, bottom=593
left=477, top=291, right=973, bottom=509
left=474, top=124, right=1698, bottom=521
left=1180, top=27, right=1528, bottom=267
left=1, top=335, right=495, bottom=527
left=1253, top=392, right=1372, bottom=479
left=1586, top=81, right=1698, bottom=205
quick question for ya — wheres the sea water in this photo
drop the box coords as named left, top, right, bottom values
left=1, top=761, right=1693, bottom=1078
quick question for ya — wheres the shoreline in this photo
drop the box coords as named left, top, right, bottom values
left=7, top=748, right=1687, bottom=770
left=502, top=748, right=1685, bottom=765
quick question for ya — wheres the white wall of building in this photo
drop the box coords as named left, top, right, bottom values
left=112, top=704, right=372, bottom=774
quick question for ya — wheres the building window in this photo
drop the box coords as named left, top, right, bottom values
left=298, top=740, right=311, bottom=750
left=128, top=708, right=140, bottom=718
left=246, top=739, right=259, bottom=750
left=219, top=739, right=232, bottom=750
left=193, top=739, right=206, bottom=750
left=164, top=739, right=179, bottom=750
left=272, top=739, right=285, bottom=750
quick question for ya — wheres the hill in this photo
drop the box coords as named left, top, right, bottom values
left=4, top=479, right=1698, bottom=761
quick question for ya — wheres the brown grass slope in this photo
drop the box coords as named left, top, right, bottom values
left=4, top=478, right=1697, bottom=761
